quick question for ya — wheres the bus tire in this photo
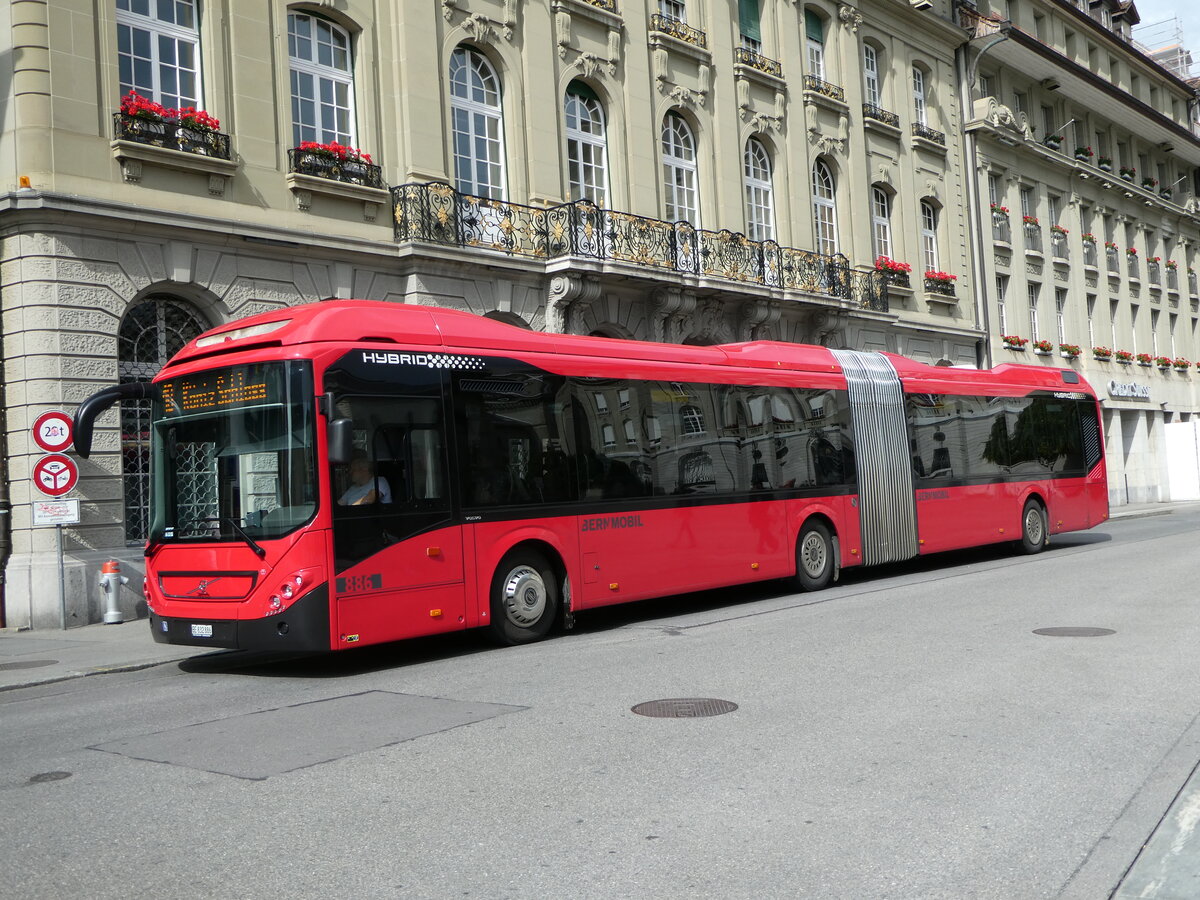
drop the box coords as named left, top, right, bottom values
left=1020, top=499, right=1048, bottom=554
left=489, top=550, right=559, bottom=645
left=794, top=520, right=835, bottom=592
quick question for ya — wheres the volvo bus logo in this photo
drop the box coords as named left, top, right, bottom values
left=186, top=577, right=222, bottom=597
left=361, top=351, right=484, bottom=370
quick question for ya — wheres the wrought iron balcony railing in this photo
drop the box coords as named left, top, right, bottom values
left=288, top=148, right=385, bottom=189
left=580, top=0, right=617, bottom=10
left=649, top=14, right=707, bottom=49
left=924, top=277, right=956, bottom=297
left=911, top=123, right=946, bottom=145
left=1082, top=242, right=1097, bottom=267
left=1024, top=224, right=1042, bottom=253
left=1167, top=268, right=1179, bottom=291
left=392, top=182, right=887, bottom=311
left=1147, top=262, right=1161, bottom=286
left=1106, top=248, right=1120, bottom=274
left=862, top=104, right=899, bottom=127
left=113, top=112, right=231, bottom=159
left=992, top=217, right=1011, bottom=243
left=803, top=76, right=846, bottom=103
left=734, top=47, right=783, bottom=77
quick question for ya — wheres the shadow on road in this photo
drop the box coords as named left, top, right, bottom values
left=177, top=528, right=1116, bottom=680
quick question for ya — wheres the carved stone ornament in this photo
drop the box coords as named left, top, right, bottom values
left=741, top=300, right=780, bottom=341
left=973, top=97, right=1033, bottom=141
left=547, top=274, right=601, bottom=333
left=838, top=5, right=863, bottom=32
left=668, top=85, right=706, bottom=108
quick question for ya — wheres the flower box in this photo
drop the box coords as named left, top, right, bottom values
left=1002, top=335, right=1029, bottom=350
left=112, top=91, right=230, bottom=160
left=1114, top=350, right=1134, bottom=363
left=1032, top=340, right=1054, bottom=355
left=1059, top=344, right=1081, bottom=359
left=288, top=143, right=384, bottom=189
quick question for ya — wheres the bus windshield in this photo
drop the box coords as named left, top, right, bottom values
left=149, top=361, right=317, bottom=545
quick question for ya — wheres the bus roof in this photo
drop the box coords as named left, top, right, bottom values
left=164, top=300, right=1095, bottom=397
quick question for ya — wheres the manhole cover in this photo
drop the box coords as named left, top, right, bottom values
left=1033, top=627, right=1116, bottom=637
left=631, top=698, right=738, bottom=718
left=28, top=772, right=72, bottom=784
left=0, top=659, right=58, bottom=671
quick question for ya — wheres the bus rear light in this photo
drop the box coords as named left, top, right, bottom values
left=268, top=595, right=283, bottom=613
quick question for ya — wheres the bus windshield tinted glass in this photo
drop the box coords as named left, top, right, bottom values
left=150, top=361, right=316, bottom=543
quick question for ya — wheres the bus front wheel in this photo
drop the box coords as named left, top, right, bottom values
left=794, top=520, right=835, bottom=592
left=489, top=550, right=559, bottom=645
left=1020, top=500, right=1048, bottom=554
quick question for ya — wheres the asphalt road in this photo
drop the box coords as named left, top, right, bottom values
left=3, top=509, right=1200, bottom=899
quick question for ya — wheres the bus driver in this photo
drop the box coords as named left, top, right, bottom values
left=338, top=456, right=392, bottom=506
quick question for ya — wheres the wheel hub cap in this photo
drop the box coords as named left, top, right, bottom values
left=502, top=565, right=546, bottom=627
left=801, top=534, right=826, bottom=577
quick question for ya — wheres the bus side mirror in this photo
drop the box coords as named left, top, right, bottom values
left=328, top=418, right=354, bottom=465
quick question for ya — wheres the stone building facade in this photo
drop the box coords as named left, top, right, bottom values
left=1, top=0, right=992, bottom=628
left=960, top=0, right=1200, bottom=506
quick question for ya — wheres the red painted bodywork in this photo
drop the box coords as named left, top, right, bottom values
left=143, top=301, right=1109, bottom=651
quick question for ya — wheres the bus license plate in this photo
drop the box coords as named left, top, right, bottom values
left=190, top=623, right=213, bottom=638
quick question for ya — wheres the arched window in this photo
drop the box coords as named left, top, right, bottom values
left=743, top=138, right=776, bottom=242
left=117, top=0, right=201, bottom=108
left=805, top=10, right=826, bottom=80
left=912, top=65, right=928, bottom=126
left=118, top=298, right=208, bottom=543
left=288, top=12, right=354, bottom=147
left=450, top=47, right=506, bottom=199
left=871, top=186, right=892, bottom=261
left=662, top=112, right=699, bottom=223
left=565, top=82, right=608, bottom=205
left=812, top=159, right=838, bottom=256
left=863, top=43, right=881, bottom=108
left=921, top=200, right=940, bottom=272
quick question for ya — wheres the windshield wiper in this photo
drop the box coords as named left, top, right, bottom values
left=223, top=517, right=267, bottom=559
left=185, top=516, right=267, bottom=558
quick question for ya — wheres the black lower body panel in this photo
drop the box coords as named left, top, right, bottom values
left=149, top=584, right=332, bottom=653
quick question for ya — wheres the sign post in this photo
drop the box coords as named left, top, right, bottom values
left=31, top=413, right=80, bottom=628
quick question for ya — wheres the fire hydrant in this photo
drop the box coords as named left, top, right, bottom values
left=100, top=559, right=128, bottom=624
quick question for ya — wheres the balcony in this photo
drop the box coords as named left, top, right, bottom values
left=803, top=76, right=845, bottom=103
left=924, top=277, right=957, bottom=298
left=1167, top=267, right=1179, bottom=291
left=392, top=182, right=887, bottom=311
left=1106, top=248, right=1120, bottom=274
left=911, top=123, right=946, bottom=146
left=1082, top=241, right=1098, bottom=268
left=1147, top=261, right=1161, bottom=286
left=113, top=112, right=232, bottom=159
left=992, top=215, right=1011, bottom=244
left=1051, top=233, right=1068, bottom=260
left=649, top=13, right=707, bottom=48
left=1023, top=224, right=1042, bottom=254
left=734, top=47, right=782, bottom=78
left=862, top=104, right=899, bottom=128
left=287, top=148, right=385, bottom=189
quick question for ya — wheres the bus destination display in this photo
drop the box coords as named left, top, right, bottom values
left=161, top=368, right=269, bottom=414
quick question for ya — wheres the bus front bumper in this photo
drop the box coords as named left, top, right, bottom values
left=149, top=583, right=332, bottom=653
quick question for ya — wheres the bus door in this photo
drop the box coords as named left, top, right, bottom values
left=326, top=376, right=464, bottom=645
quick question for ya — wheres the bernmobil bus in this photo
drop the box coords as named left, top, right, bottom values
left=73, top=301, right=1108, bottom=652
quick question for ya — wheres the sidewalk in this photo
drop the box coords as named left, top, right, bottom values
left=2, top=499, right=1197, bottom=692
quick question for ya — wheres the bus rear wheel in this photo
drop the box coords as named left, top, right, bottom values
left=1020, top=500, right=1048, bottom=554
left=794, top=520, right=835, bottom=592
left=489, top=550, right=559, bottom=645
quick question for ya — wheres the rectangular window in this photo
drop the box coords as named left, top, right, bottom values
left=1028, top=283, right=1040, bottom=341
left=997, top=274, right=1009, bottom=335
left=1020, top=186, right=1034, bottom=218
left=913, top=67, right=927, bottom=125
left=660, top=0, right=686, bottom=21
left=1055, top=288, right=1067, bottom=343
left=1087, top=294, right=1096, bottom=348
left=117, top=0, right=201, bottom=109
left=864, top=45, right=880, bottom=107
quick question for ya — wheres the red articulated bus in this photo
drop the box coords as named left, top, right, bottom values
left=74, top=300, right=1108, bottom=653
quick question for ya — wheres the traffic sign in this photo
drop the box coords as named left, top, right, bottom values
left=32, top=454, right=79, bottom=497
left=32, top=411, right=74, bottom=453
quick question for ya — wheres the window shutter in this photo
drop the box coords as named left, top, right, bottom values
left=805, top=10, right=823, bottom=43
left=739, top=0, right=762, bottom=42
